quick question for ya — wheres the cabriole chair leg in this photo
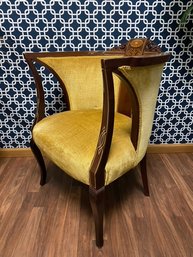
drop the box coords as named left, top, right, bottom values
left=89, top=186, right=105, bottom=248
left=30, top=139, right=47, bottom=186
left=140, top=154, right=150, bottom=196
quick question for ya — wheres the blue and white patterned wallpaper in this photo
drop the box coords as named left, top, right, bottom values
left=0, top=0, right=193, bottom=148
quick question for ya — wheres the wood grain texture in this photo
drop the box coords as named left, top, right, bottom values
left=0, top=153, right=193, bottom=257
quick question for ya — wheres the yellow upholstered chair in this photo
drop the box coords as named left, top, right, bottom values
left=24, top=38, right=170, bottom=247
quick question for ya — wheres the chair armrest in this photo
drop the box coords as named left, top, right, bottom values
left=89, top=62, right=115, bottom=189
left=89, top=53, right=170, bottom=190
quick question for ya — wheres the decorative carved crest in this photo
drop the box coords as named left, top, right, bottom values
left=111, top=38, right=161, bottom=56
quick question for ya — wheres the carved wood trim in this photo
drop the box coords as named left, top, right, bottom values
left=110, top=38, right=162, bottom=56
left=97, top=126, right=107, bottom=155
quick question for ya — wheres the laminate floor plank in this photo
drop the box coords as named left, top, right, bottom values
left=118, top=175, right=166, bottom=257
left=0, top=153, right=192, bottom=257
left=161, top=154, right=193, bottom=213
left=0, top=158, right=40, bottom=255
left=33, top=164, right=73, bottom=257
left=0, top=158, right=10, bottom=178
left=10, top=207, right=44, bottom=257
left=149, top=154, right=193, bottom=257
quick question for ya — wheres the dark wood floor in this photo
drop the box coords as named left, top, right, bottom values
left=0, top=153, right=193, bottom=257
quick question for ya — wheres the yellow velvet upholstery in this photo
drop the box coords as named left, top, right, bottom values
left=33, top=110, right=136, bottom=185
left=37, top=56, right=124, bottom=112
left=119, top=64, right=164, bottom=163
left=32, top=55, right=165, bottom=186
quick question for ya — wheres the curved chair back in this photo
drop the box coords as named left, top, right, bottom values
left=33, top=53, right=126, bottom=112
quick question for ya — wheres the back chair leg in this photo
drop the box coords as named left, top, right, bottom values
left=140, top=154, right=150, bottom=196
left=89, top=186, right=105, bottom=248
left=30, top=139, right=47, bottom=186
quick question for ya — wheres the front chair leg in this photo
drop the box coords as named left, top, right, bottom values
left=30, top=139, right=47, bottom=186
left=140, top=154, right=150, bottom=196
left=89, top=186, right=105, bottom=248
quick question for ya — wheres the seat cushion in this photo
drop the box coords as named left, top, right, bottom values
left=33, top=110, right=137, bottom=185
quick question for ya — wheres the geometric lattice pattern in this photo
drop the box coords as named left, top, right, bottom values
left=0, top=0, right=193, bottom=148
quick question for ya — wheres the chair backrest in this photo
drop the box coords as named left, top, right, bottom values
left=118, top=63, right=165, bottom=162
left=37, top=54, right=126, bottom=112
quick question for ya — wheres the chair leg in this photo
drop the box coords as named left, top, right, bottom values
left=140, top=154, right=150, bottom=196
left=30, top=139, right=47, bottom=186
left=89, top=186, right=105, bottom=248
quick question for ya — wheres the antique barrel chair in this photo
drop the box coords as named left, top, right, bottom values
left=24, top=38, right=170, bottom=247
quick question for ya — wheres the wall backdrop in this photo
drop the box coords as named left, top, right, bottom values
left=0, top=0, right=193, bottom=148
